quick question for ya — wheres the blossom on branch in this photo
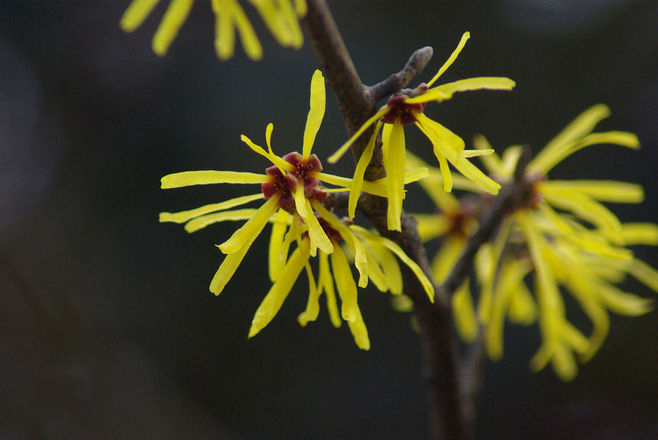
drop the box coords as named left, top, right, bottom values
left=472, top=104, right=657, bottom=381
left=158, top=70, right=434, bottom=348
left=120, top=0, right=306, bottom=59
left=328, top=32, right=515, bottom=231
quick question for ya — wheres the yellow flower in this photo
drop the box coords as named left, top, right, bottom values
left=328, top=32, right=515, bottom=231
left=120, top=0, right=306, bottom=59
left=473, top=104, right=656, bottom=381
left=250, top=203, right=434, bottom=350
left=159, top=70, right=427, bottom=292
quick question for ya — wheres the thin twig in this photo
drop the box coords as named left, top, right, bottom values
left=367, top=46, right=434, bottom=102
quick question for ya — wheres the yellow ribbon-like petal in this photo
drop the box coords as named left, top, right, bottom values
left=218, top=195, right=280, bottom=254
left=161, top=171, right=268, bottom=188
left=382, top=121, right=406, bottom=231
left=120, top=0, right=161, bottom=32
left=249, top=239, right=310, bottom=337
left=159, top=193, right=264, bottom=223
left=152, top=0, right=194, bottom=56
left=426, top=31, right=470, bottom=87
left=302, top=70, right=325, bottom=158
left=406, top=77, right=516, bottom=104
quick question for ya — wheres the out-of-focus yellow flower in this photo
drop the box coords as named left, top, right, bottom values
left=474, top=104, right=656, bottom=381
left=249, top=203, right=434, bottom=350
left=120, top=0, right=306, bottom=59
left=328, top=32, right=515, bottom=231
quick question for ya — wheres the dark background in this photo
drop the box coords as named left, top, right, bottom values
left=1, top=0, right=656, bottom=438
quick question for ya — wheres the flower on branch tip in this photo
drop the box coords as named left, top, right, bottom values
left=250, top=203, right=434, bottom=350
left=158, top=70, right=433, bottom=348
left=471, top=104, right=656, bottom=381
left=327, top=31, right=515, bottom=232
left=120, top=0, right=306, bottom=59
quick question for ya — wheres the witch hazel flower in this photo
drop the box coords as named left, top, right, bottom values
left=159, top=70, right=427, bottom=293
left=120, top=0, right=306, bottom=59
left=471, top=104, right=656, bottom=380
left=328, top=31, right=515, bottom=231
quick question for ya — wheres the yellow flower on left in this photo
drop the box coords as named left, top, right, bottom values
left=120, top=0, right=306, bottom=59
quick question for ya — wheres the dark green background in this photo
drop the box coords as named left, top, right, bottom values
left=1, top=1, right=656, bottom=438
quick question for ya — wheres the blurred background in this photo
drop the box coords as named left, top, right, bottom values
left=0, top=0, right=656, bottom=438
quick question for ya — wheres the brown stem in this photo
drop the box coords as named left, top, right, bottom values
left=306, top=1, right=530, bottom=438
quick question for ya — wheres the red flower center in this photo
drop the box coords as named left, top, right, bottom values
left=261, top=152, right=328, bottom=213
left=382, top=84, right=428, bottom=125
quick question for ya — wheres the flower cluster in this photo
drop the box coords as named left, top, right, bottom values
left=413, top=105, right=656, bottom=380
left=160, top=70, right=433, bottom=349
left=328, top=32, right=515, bottom=231
left=120, top=0, right=306, bottom=59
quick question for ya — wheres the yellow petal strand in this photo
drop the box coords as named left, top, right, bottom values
left=347, top=309, right=371, bottom=351
left=184, top=208, right=260, bottom=233
left=519, top=213, right=564, bottom=367
left=120, top=0, right=161, bottom=32
left=362, top=244, right=389, bottom=293
left=551, top=343, right=578, bottom=382
left=292, top=185, right=333, bottom=256
left=417, top=116, right=500, bottom=194
left=567, top=279, right=609, bottom=362
left=407, top=77, right=516, bottom=104
left=269, top=208, right=289, bottom=281
left=302, top=70, right=326, bottom=158
left=249, top=240, right=310, bottom=337
left=317, top=168, right=427, bottom=199
left=486, top=259, right=531, bottom=359
left=313, top=202, right=368, bottom=287
left=477, top=221, right=511, bottom=323
left=330, top=245, right=371, bottom=350
left=348, top=121, right=380, bottom=218
left=328, top=106, right=390, bottom=164
left=507, top=282, right=537, bottom=325
left=452, top=284, right=478, bottom=343
left=620, top=223, right=658, bottom=246
left=413, top=214, right=452, bottom=242
left=431, top=236, right=464, bottom=282
left=426, top=31, right=470, bottom=87
left=152, top=0, right=194, bottom=56
left=371, top=242, right=403, bottom=295
left=530, top=104, right=611, bottom=173
left=330, top=244, right=359, bottom=322
left=542, top=190, right=621, bottom=235
left=240, top=134, right=294, bottom=173
left=382, top=122, right=406, bottom=231
left=541, top=180, right=644, bottom=203
left=539, top=131, right=640, bottom=174
left=598, top=283, right=653, bottom=316
left=472, top=134, right=504, bottom=175
left=435, top=149, right=453, bottom=192
left=212, top=0, right=236, bottom=60
left=626, top=258, right=658, bottom=292
left=218, top=196, right=280, bottom=254
left=161, top=171, right=268, bottom=188
left=159, top=193, right=264, bottom=223
left=416, top=113, right=465, bottom=157
left=209, top=240, right=251, bottom=295
left=319, top=252, right=342, bottom=328
left=462, top=149, right=494, bottom=158
left=352, top=226, right=434, bottom=302
left=500, top=145, right=523, bottom=176
left=298, top=263, right=320, bottom=326
left=228, top=0, right=263, bottom=60
left=294, top=0, right=307, bottom=16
